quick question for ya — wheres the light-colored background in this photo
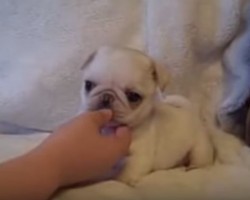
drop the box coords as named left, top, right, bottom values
left=0, top=0, right=243, bottom=130
left=1, top=1, right=250, bottom=200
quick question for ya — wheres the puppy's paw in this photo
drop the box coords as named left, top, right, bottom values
left=116, top=171, right=142, bottom=186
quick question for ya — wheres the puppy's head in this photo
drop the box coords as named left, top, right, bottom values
left=80, top=46, right=169, bottom=127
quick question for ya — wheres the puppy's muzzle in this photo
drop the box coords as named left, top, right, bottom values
left=99, top=93, right=115, bottom=109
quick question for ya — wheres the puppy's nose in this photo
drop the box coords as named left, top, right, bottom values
left=101, top=93, right=114, bottom=108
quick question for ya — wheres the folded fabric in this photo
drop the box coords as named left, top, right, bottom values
left=0, top=0, right=246, bottom=130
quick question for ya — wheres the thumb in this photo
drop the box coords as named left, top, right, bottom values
left=90, top=109, right=113, bottom=127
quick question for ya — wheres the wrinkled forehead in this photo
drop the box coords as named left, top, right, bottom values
left=83, top=49, right=155, bottom=92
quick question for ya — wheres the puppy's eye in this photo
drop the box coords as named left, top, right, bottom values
left=85, top=80, right=96, bottom=92
left=126, top=91, right=142, bottom=103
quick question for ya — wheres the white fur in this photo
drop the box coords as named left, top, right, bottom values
left=81, top=46, right=214, bottom=185
left=118, top=98, right=214, bottom=185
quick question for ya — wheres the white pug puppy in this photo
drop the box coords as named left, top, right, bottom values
left=80, top=46, right=214, bottom=185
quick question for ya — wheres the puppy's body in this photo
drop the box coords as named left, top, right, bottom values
left=80, top=46, right=214, bottom=185
left=118, top=96, right=214, bottom=184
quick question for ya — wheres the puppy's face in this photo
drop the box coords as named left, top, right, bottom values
left=81, top=46, right=169, bottom=127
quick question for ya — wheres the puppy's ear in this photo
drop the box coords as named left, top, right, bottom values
left=152, top=62, right=170, bottom=92
left=81, top=51, right=97, bottom=70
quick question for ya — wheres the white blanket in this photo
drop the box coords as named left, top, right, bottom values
left=0, top=0, right=245, bottom=129
left=1, top=127, right=250, bottom=200
left=1, top=0, right=250, bottom=199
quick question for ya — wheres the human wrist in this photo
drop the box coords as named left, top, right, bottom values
left=28, top=144, right=63, bottom=190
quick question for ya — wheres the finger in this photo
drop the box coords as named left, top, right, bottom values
left=113, top=127, right=132, bottom=156
left=90, top=109, right=113, bottom=126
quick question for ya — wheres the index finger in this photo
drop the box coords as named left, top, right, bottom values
left=89, top=109, right=113, bottom=127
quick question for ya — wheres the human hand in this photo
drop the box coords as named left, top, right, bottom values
left=36, top=110, right=131, bottom=187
